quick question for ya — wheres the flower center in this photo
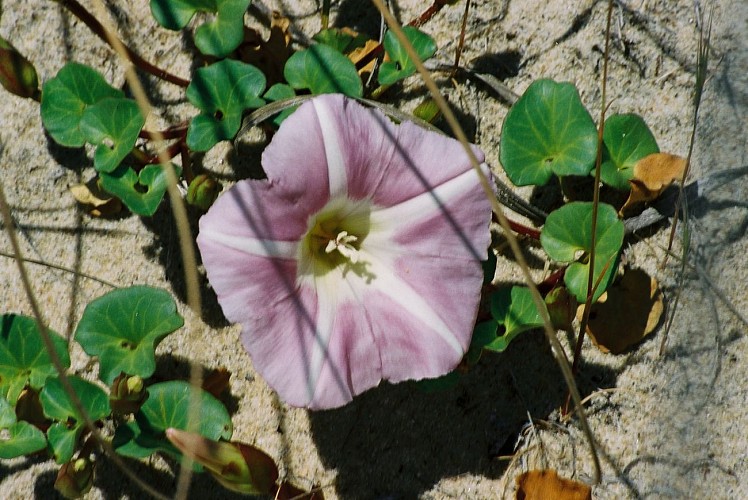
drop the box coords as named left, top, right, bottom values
left=299, top=198, right=371, bottom=276
left=324, top=230, right=360, bottom=263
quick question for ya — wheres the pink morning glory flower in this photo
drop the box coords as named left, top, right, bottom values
left=197, top=94, right=492, bottom=409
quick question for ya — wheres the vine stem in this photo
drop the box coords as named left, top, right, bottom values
left=574, top=0, right=615, bottom=377
left=54, top=0, right=190, bottom=87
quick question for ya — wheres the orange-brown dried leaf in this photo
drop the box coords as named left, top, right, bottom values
left=515, top=469, right=591, bottom=500
left=69, top=178, right=122, bottom=217
left=579, top=268, right=663, bottom=354
left=238, top=11, right=293, bottom=86
left=349, top=38, right=385, bottom=78
left=622, top=152, right=687, bottom=212
left=202, top=366, right=231, bottom=398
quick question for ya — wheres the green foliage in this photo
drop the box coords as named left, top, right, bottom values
left=0, top=397, right=47, bottom=459
left=541, top=202, right=624, bottom=303
left=488, top=286, right=546, bottom=352
left=186, top=59, right=266, bottom=151
left=40, top=376, right=110, bottom=464
left=0, top=314, right=70, bottom=404
left=499, top=79, right=598, bottom=186
left=113, top=381, right=232, bottom=465
left=40, top=63, right=123, bottom=147
left=600, top=113, right=659, bottom=190
left=468, top=286, right=546, bottom=357
left=79, top=97, right=145, bottom=173
left=263, top=83, right=297, bottom=126
left=150, top=0, right=251, bottom=57
left=466, top=321, right=499, bottom=365
left=378, top=26, right=437, bottom=85
left=99, top=163, right=182, bottom=216
left=0, top=36, right=40, bottom=99
left=75, top=286, right=185, bottom=385
left=284, top=43, right=363, bottom=98
left=313, top=28, right=368, bottom=54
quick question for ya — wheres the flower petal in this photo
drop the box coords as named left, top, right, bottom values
left=198, top=94, right=494, bottom=410
left=239, top=274, right=382, bottom=409
left=367, top=163, right=491, bottom=260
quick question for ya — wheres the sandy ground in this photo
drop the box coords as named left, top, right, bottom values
left=0, top=0, right=746, bottom=498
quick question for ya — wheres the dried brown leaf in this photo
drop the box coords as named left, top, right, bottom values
left=579, top=268, right=664, bottom=354
left=349, top=38, right=384, bottom=78
left=69, top=178, right=122, bottom=217
left=515, top=469, right=591, bottom=500
left=622, top=152, right=687, bottom=212
left=238, top=11, right=293, bottom=86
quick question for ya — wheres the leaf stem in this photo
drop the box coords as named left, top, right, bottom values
left=54, top=0, right=190, bottom=87
left=139, top=123, right=189, bottom=140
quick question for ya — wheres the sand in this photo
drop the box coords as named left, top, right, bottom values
left=0, top=0, right=746, bottom=498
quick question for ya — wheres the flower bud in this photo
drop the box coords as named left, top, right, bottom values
left=55, top=456, right=94, bottom=499
left=109, top=373, right=147, bottom=415
left=545, top=286, right=577, bottom=331
left=166, top=428, right=278, bottom=495
left=0, top=36, right=40, bottom=100
left=186, top=174, right=221, bottom=210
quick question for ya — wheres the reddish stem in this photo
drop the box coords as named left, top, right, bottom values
left=139, top=124, right=189, bottom=140
left=492, top=212, right=541, bottom=240
left=56, top=0, right=190, bottom=87
left=138, top=141, right=184, bottom=165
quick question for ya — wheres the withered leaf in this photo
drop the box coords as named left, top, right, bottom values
left=69, top=178, right=122, bottom=217
left=622, top=152, right=687, bottom=212
left=579, top=268, right=664, bottom=354
left=238, top=11, right=293, bottom=86
left=515, top=469, right=591, bottom=500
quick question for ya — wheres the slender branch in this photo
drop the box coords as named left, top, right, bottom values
left=139, top=124, right=189, bottom=140
left=54, top=0, right=190, bottom=87
left=574, top=0, right=614, bottom=378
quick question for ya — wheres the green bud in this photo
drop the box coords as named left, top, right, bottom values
left=166, top=428, right=279, bottom=495
left=55, top=456, right=94, bottom=499
left=545, top=287, right=577, bottom=331
left=109, top=373, right=147, bottom=415
left=186, top=174, right=221, bottom=210
left=0, top=36, right=40, bottom=100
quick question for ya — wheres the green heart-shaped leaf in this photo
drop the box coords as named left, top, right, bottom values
left=113, top=381, right=232, bottom=465
left=186, top=59, right=266, bottom=151
left=499, top=79, right=598, bottom=186
left=600, top=113, right=659, bottom=191
left=313, top=28, right=369, bottom=54
left=378, top=26, right=437, bottom=85
left=284, top=44, right=362, bottom=98
left=150, top=0, right=250, bottom=57
left=99, top=163, right=181, bottom=216
left=541, top=202, right=624, bottom=303
left=486, top=286, right=545, bottom=352
left=40, top=376, right=110, bottom=464
left=465, top=321, right=498, bottom=366
left=0, top=396, right=47, bottom=459
left=74, top=286, right=184, bottom=385
left=79, top=97, right=145, bottom=173
left=40, top=63, right=123, bottom=147
left=262, top=83, right=297, bottom=127
left=0, top=314, right=70, bottom=404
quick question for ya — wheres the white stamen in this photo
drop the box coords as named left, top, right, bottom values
left=324, top=231, right=360, bottom=263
